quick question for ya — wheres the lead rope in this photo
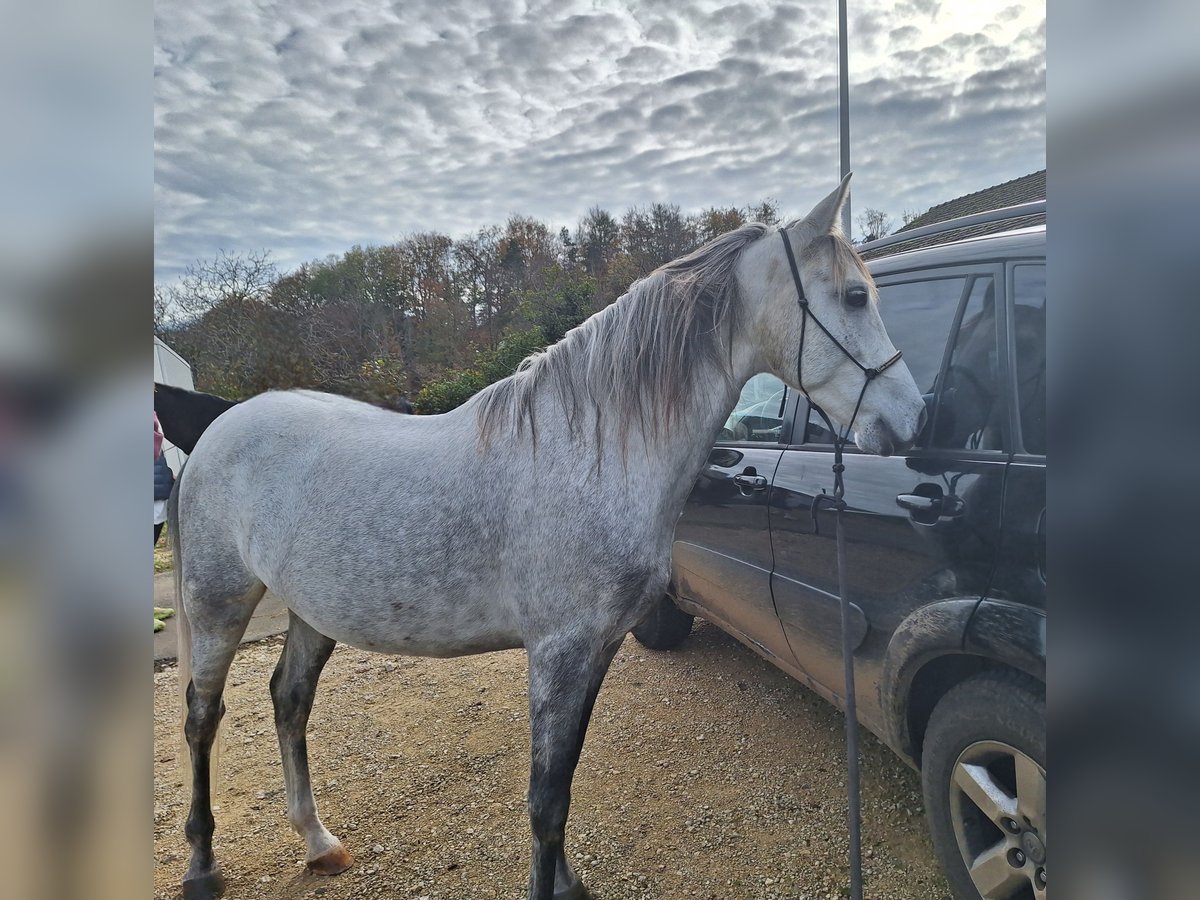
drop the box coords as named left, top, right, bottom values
left=827, top=439, right=864, bottom=900
left=779, top=229, right=903, bottom=900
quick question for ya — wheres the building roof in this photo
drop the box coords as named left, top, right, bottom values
left=860, top=170, right=1045, bottom=261
left=897, top=170, right=1045, bottom=233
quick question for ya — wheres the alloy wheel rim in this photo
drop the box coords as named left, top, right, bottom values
left=949, top=740, right=1046, bottom=899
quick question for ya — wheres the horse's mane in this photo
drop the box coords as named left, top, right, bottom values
left=474, top=222, right=770, bottom=454
left=801, top=232, right=874, bottom=295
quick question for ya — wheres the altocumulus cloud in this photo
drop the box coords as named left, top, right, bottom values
left=155, top=0, right=1044, bottom=282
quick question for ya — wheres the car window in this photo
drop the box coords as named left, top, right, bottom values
left=931, top=276, right=1004, bottom=451
left=803, top=276, right=966, bottom=443
left=1012, top=264, right=1046, bottom=455
left=720, top=373, right=787, bottom=443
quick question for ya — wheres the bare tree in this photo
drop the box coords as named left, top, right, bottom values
left=153, top=285, right=174, bottom=336
left=745, top=198, right=781, bottom=226
left=159, top=249, right=277, bottom=322
left=694, top=206, right=746, bottom=244
left=157, top=250, right=278, bottom=395
left=901, top=208, right=922, bottom=228
left=856, top=207, right=894, bottom=243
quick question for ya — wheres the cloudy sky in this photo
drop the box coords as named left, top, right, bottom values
left=154, top=0, right=1044, bottom=284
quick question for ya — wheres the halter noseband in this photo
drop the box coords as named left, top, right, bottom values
left=777, top=229, right=902, bottom=465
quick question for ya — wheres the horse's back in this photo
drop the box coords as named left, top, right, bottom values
left=177, top=390, right=521, bottom=651
left=189, top=389, right=462, bottom=467
left=183, top=389, right=475, bottom=530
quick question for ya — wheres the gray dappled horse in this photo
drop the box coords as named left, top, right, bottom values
left=171, top=177, right=925, bottom=900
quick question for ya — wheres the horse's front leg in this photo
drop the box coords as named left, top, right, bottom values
left=525, top=636, right=621, bottom=900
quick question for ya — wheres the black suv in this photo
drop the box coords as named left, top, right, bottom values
left=635, top=205, right=1046, bottom=900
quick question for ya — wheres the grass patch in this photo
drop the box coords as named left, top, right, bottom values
left=154, top=523, right=173, bottom=573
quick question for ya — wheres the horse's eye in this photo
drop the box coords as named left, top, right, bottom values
left=845, top=286, right=869, bottom=308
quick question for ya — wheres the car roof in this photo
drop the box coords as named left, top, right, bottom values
left=864, top=223, right=1045, bottom=277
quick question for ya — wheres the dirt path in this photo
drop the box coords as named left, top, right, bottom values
left=153, top=622, right=950, bottom=899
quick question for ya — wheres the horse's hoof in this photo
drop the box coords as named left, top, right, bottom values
left=306, top=844, right=354, bottom=875
left=181, top=866, right=225, bottom=900
left=554, top=880, right=594, bottom=900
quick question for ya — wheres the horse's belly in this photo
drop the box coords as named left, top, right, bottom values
left=280, top=585, right=525, bottom=658
left=332, top=624, right=525, bottom=658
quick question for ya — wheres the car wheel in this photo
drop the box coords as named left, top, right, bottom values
left=921, top=671, right=1046, bottom=900
left=632, top=593, right=694, bottom=650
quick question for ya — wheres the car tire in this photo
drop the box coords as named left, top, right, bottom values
left=921, top=670, right=1046, bottom=900
left=632, top=593, right=694, bottom=650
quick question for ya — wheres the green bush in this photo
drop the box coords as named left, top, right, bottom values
left=479, top=326, right=548, bottom=380
left=413, top=326, right=550, bottom=414
left=516, top=267, right=597, bottom=343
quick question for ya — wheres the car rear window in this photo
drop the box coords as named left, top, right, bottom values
left=1012, top=264, right=1046, bottom=455
left=933, top=275, right=1003, bottom=451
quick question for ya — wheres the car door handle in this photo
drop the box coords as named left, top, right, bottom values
left=733, top=473, right=768, bottom=491
left=896, top=493, right=939, bottom=512
left=896, top=492, right=965, bottom=517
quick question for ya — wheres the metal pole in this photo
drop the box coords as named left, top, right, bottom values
left=838, top=0, right=852, bottom=236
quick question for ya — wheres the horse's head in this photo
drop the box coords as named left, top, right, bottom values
left=738, top=175, right=925, bottom=456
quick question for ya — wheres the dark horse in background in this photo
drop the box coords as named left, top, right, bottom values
left=154, top=384, right=240, bottom=455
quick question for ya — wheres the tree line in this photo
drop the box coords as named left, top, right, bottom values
left=155, top=200, right=910, bottom=413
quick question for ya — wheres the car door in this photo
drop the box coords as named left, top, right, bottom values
left=768, top=267, right=1011, bottom=707
left=672, top=373, right=796, bottom=663
left=986, top=260, right=1047, bottom=613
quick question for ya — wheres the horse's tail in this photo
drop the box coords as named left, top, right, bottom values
left=170, top=469, right=194, bottom=787
left=170, top=466, right=222, bottom=793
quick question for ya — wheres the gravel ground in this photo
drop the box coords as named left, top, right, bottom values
left=153, top=621, right=951, bottom=900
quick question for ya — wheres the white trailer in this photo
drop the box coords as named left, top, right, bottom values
left=153, top=336, right=193, bottom=474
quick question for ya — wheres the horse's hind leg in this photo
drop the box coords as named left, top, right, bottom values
left=182, top=581, right=265, bottom=900
left=269, top=611, right=352, bottom=874
left=525, top=636, right=621, bottom=900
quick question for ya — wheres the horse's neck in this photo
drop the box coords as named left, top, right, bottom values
left=621, top=336, right=760, bottom=515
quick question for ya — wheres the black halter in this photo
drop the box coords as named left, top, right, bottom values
left=778, top=227, right=903, bottom=499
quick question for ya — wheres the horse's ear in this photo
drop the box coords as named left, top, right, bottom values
left=803, top=172, right=853, bottom=235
